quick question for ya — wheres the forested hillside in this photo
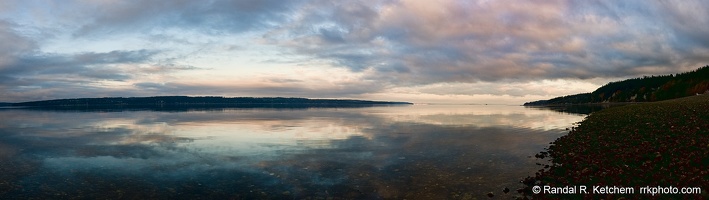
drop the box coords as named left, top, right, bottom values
left=525, top=66, right=709, bottom=105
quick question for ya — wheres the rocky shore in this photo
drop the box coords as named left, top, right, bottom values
left=520, top=95, right=709, bottom=199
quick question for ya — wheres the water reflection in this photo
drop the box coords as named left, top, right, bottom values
left=524, top=104, right=629, bottom=115
left=0, top=105, right=584, bottom=199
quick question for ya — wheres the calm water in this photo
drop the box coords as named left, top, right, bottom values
left=0, top=105, right=586, bottom=199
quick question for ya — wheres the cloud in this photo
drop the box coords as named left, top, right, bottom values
left=0, top=20, right=37, bottom=64
left=132, top=79, right=386, bottom=99
left=61, top=0, right=307, bottom=36
left=268, top=0, right=576, bottom=83
left=3, top=0, right=709, bottom=102
left=0, top=42, right=198, bottom=102
left=265, top=0, right=709, bottom=85
left=655, top=1, right=709, bottom=47
left=1, top=50, right=158, bottom=80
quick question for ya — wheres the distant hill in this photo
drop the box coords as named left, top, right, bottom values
left=0, top=102, right=11, bottom=107
left=9, top=96, right=412, bottom=109
left=525, top=66, right=709, bottom=106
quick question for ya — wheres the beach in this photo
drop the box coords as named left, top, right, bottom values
left=522, top=95, right=709, bottom=199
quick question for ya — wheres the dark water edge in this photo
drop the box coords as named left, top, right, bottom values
left=0, top=105, right=583, bottom=199
left=1, top=104, right=412, bottom=113
left=524, top=103, right=632, bottom=115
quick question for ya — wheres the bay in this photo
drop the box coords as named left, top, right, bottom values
left=0, top=105, right=587, bottom=199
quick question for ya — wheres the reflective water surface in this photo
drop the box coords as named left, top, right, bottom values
left=0, top=105, right=586, bottom=199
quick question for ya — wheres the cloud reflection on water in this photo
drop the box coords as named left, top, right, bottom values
left=0, top=105, right=584, bottom=199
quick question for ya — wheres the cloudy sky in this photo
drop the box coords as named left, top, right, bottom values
left=1, top=0, right=708, bottom=104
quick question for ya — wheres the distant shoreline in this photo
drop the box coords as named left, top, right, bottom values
left=1, top=96, right=412, bottom=111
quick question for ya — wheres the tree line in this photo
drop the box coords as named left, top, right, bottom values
left=525, top=65, right=709, bottom=105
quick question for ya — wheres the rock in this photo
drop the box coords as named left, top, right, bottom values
left=503, top=187, right=510, bottom=193
left=487, top=192, right=494, bottom=197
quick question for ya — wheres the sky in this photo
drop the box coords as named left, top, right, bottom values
left=1, top=0, right=709, bottom=104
